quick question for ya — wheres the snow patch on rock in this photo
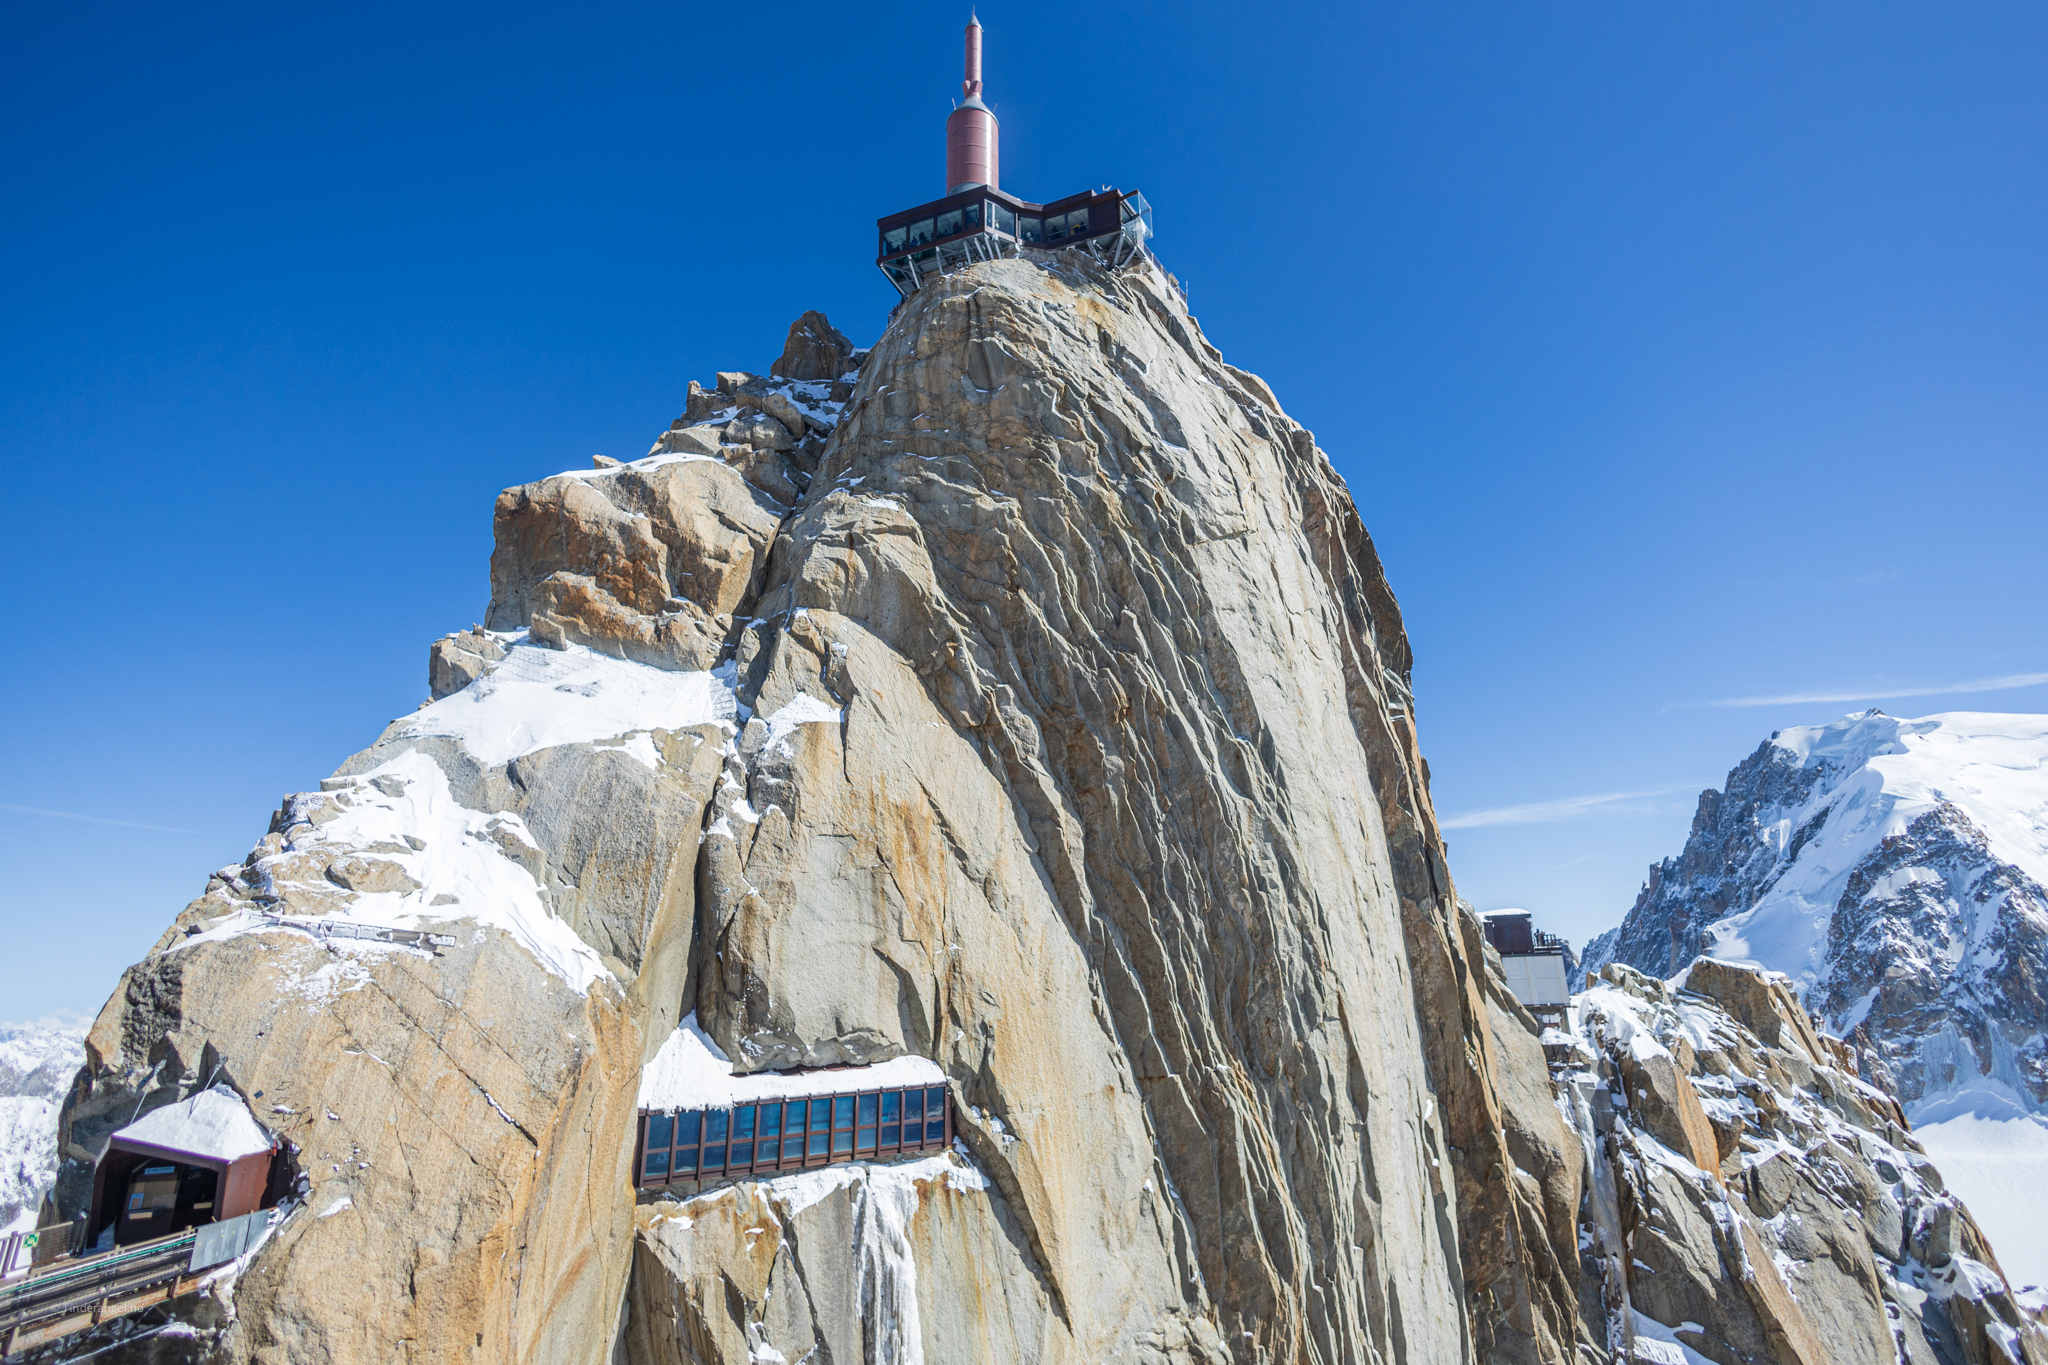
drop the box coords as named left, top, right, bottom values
left=114, top=1085, right=273, bottom=1162
left=638, top=1014, right=944, bottom=1111
left=399, top=638, right=736, bottom=767
left=182, top=749, right=611, bottom=993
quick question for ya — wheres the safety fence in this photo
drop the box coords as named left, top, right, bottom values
left=635, top=1083, right=954, bottom=1189
left=259, top=914, right=457, bottom=950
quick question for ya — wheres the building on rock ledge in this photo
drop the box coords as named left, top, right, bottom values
left=876, top=12, right=1153, bottom=295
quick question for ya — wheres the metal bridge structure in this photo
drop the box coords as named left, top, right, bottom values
left=0, top=1211, right=267, bottom=1356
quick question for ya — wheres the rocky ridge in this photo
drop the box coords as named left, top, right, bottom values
left=1584, top=710, right=2048, bottom=1121
left=1548, top=955, right=2047, bottom=1365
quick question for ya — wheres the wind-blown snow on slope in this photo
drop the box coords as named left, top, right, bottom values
left=1585, top=709, right=2048, bottom=1120
left=1915, top=1104, right=2048, bottom=1297
left=0, top=1019, right=86, bottom=1234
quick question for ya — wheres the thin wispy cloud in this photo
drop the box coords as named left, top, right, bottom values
left=0, top=1009, right=93, bottom=1036
left=1704, top=671, right=2048, bottom=708
left=0, top=802, right=209, bottom=836
left=1440, top=785, right=1698, bottom=831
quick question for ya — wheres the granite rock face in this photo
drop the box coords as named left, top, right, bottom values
left=769, top=308, right=857, bottom=382
left=427, top=626, right=504, bottom=700
left=46, top=266, right=1599, bottom=1364
left=1558, top=959, right=2048, bottom=1365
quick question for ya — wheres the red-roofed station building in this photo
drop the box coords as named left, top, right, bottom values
left=86, top=1088, right=277, bottom=1249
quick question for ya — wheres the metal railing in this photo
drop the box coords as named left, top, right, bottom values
left=0, top=1233, right=196, bottom=1331
left=0, top=1211, right=269, bottom=1351
left=256, top=913, right=456, bottom=950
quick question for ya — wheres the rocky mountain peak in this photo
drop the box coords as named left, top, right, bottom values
left=1586, top=710, right=2048, bottom=1125
left=27, top=250, right=2041, bottom=1363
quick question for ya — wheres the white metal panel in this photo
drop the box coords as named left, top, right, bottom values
left=1502, top=954, right=1571, bottom=1007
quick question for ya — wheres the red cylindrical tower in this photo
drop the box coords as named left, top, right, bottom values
left=945, top=13, right=998, bottom=193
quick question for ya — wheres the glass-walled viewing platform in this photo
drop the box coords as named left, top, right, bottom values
left=878, top=185, right=1152, bottom=296
left=634, top=1082, right=956, bottom=1189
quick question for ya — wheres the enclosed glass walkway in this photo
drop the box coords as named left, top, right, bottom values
left=634, top=1081, right=955, bottom=1189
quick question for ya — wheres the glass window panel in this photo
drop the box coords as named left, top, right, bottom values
left=678, top=1112, right=701, bottom=1143
left=645, top=1151, right=669, bottom=1177
left=881, top=1124, right=900, bottom=1146
left=926, top=1119, right=945, bottom=1142
left=858, top=1095, right=878, bottom=1125
left=903, top=1090, right=923, bottom=1122
left=1019, top=217, right=1042, bottom=243
left=808, top=1132, right=829, bottom=1158
left=783, top=1135, right=803, bottom=1160
left=833, top=1130, right=854, bottom=1155
left=675, top=1148, right=697, bottom=1174
left=703, top=1145, right=725, bottom=1170
left=989, top=203, right=1015, bottom=234
left=810, top=1099, right=832, bottom=1129
left=733, top=1106, right=755, bottom=1139
left=857, top=1127, right=877, bottom=1151
left=1077, top=210, right=1098, bottom=237
left=884, top=226, right=907, bottom=252
left=729, top=1142, right=752, bottom=1166
left=707, top=1111, right=728, bottom=1142
left=760, top=1106, right=781, bottom=1137
left=880, top=1092, right=900, bottom=1123
left=1046, top=214, right=1067, bottom=241
left=788, top=1102, right=809, bottom=1132
left=927, top=1087, right=948, bottom=1110
left=908, top=218, right=935, bottom=247
left=647, top=1115, right=673, bottom=1150
left=834, top=1097, right=855, bottom=1128
left=936, top=209, right=963, bottom=237
left=965, top=203, right=981, bottom=228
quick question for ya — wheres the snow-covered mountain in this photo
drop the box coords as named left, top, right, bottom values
left=0, top=1018, right=86, bottom=1234
left=1584, top=710, right=2048, bottom=1290
left=1587, top=709, right=2048, bottom=1117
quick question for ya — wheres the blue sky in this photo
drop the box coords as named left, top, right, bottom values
left=2, top=1, right=2043, bottom=1021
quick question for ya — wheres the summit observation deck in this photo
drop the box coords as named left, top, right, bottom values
left=873, top=15, right=1153, bottom=297
left=877, top=185, right=1151, bottom=296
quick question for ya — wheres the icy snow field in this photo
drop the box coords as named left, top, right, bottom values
left=0, top=1018, right=87, bottom=1237
left=1914, top=1100, right=2048, bottom=1295
left=174, top=636, right=846, bottom=999
left=178, top=747, right=617, bottom=993
left=400, top=635, right=739, bottom=767
left=1703, top=710, right=2048, bottom=989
